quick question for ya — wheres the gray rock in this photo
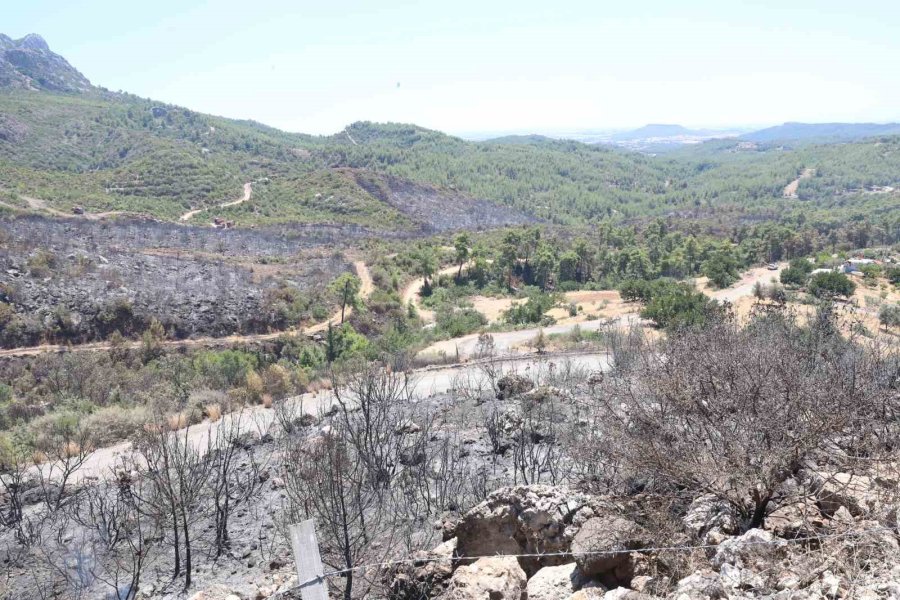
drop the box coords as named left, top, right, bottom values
left=572, top=516, right=651, bottom=585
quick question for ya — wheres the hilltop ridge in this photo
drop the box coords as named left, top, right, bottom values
left=0, top=33, right=91, bottom=92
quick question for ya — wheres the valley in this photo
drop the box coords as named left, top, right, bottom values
left=0, top=30, right=899, bottom=600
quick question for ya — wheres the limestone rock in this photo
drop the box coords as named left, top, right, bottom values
left=682, top=494, right=738, bottom=538
left=442, top=556, right=526, bottom=600
left=527, top=563, right=587, bottom=600
left=188, top=586, right=242, bottom=600
left=711, top=528, right=786, bottom=570
left=572, top=516, right=651, bottom=585
left=670, top=570, right=725, bottom=600
left=452, top=485, right=611, bottom=575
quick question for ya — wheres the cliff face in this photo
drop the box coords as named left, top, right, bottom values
left=0, top=33, right=92, bottom=92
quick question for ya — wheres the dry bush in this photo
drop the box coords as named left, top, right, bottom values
left=593, top=311, right=895, bottom=530
left=244, top=369, right=264, bottom=403
left=261, top=363, right=292, bottom=400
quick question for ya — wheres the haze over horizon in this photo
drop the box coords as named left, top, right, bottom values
left=6, top=0, right=900, bottom=136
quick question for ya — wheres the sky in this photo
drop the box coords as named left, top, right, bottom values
left=6, top=0, right=900, bottom=136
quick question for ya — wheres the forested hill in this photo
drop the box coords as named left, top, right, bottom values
left=0, top=34, right=898, bottom=232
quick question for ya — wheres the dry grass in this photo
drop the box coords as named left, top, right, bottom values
left=307, top=378, right=333, bottom=393
left=167, top=412, right=188, bottom=431
left=205, top=403, right=222, bottom=421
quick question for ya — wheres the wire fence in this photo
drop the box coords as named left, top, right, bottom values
left=297, top=523, right=896, bottom=588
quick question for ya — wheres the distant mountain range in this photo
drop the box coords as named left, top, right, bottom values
left=740, top=122, right=900, bottom=143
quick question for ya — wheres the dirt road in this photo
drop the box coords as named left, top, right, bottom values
left=38, top=351, right=609, bottom=484
left=783, top=168, right=815, bottom=198
left=0, top=192, right=129, bottom=220
left=703, top=263, right=784, bottom=303
left=418, top=314, right=641, bottom=360
left=400, top=264, right=462, bottom=324
left=0, top=260, right=373, bottom=358
left=418, top=263, right=785, bottom=360
left=180, top=182, right=252, bottom=222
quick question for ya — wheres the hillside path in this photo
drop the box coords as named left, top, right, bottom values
left=401, top=264, right=464, bottom=324
left=180, top=182, right=252, bottom=222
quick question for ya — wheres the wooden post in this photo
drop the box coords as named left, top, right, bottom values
left=289, top=520, right=329, bottom=600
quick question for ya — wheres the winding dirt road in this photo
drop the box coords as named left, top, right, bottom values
left=400, top=264, right=464, bottom=324
left=0, top=192, right=128, bottom=220
left=180, top=182, right=252, bottom=222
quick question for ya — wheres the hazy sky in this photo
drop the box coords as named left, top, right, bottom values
left=6, top=0, right=900, bottom=135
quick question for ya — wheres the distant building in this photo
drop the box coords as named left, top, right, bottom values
left=841, top=258, right=877, bottom=273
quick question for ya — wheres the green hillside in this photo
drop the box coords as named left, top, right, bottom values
left=0, top=84, right=898, bottom=232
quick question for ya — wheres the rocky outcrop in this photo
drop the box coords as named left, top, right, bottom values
left=0, top=33, right=92, bottom=92
left=442, top=556, right=527, bottom=600
left=571, top=516, right=651, bottom=586
left=450, top=485, right=612, bottom=575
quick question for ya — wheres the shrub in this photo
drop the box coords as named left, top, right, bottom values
left=640, top=282, right=719, bottom=329
left=435, top=307, right=487, bottom=338
left=600, top=313, right=889, bottom=530
left=244, top=369, right=265, bottom=403
left=503, top=289, right=556, bottom=325
left=808, top=271, right=856, bottom=299
left=880, top=303, right=900, bottom=329
left=325, top=323, right=370, bottom=362
left=262, top=363, right=293, bottom=400
left=27, top=249, right=57, bottom=278
left=82, top=405, right=148, bottom=447
left=194, top=349, right=259, bottom=388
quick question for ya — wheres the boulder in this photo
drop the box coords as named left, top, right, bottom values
left=496, top=374, right=534, bottom=399
left=452, top=485, right=611, bottom=575
left=711, top=528, right=786, bottom=570
left=527, top=563, right=590, bottom=600
left=388, top=537, right=457, bottom=599
left=806, top=471, right=874, bottom=517
left=572, top=516, right=651, bottom=586
left=442, top=556, right=526, bottom=600
left=602, top=588, right=653, bottom=599
left=765, top=498, right=825, bottom=539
